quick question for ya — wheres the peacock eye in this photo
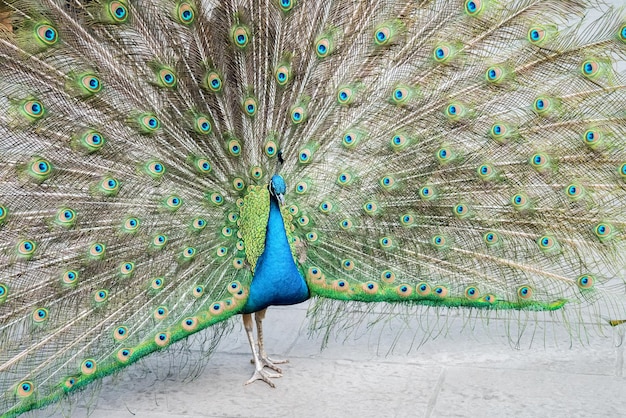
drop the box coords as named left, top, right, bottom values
left=375, top=28, right=388, bottom=43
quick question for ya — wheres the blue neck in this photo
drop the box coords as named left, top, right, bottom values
left=242, top=195, right=309, bottom=313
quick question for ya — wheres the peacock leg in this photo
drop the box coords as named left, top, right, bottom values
left=254, top=308, right=289, bottom=373
left=243, top=313, right=281, bottom=387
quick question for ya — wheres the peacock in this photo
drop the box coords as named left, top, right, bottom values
left=1, top=0, right=626, bottom=415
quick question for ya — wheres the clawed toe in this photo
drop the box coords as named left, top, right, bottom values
left=250, top=356, right=289, bottom=373
left=245, top=368, right=282, bottom=388
left=260, top=356, right=287, bottom=373
left=265, top=356, right=288, bottom=365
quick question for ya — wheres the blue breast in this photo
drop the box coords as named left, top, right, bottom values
left=242, top=195, right=310, bottom=314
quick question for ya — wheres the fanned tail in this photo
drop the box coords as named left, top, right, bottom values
left=0, top=0, right=625, bottom=416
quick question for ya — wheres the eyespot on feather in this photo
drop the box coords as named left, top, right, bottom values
left=182, top=317, right=199, bottom=332
left=250, top=166, right=263, bottom=180
left=416, top=282, right=431, bottom=296
left=81, top=359, right=97, bottom=375
left=79, top=74, right=102, bottom=95
left=227, top=281, right=242, bottom=294
left=483, top=231, right=500, bottom=247
left=537, top=235, right=559, bottom=253
left=434, top=286, right=448, bottom=298
left=619, top=23, right=626, bottom=43
left=464, top=0, right=484, bottom=16
left=337, top=171, right=353, bottom=186
left=511, top=193, right=530, bottom=211
left=465, top=286, right=480, bottom=300
left=0, top=283, right=8, bottom=303
left=154, top=306, right=168, bottom=320
left=35, top=24, right=58, bottom=45
left=119, top=262, right=134, bottom=277
left=381, top=270, right=395, bottom=283
left=528, top=26, right=547, bottom=44
left=194, top=116, right=212, bottom=135
left=477, top=163, right=496, bottom=181
left=232, top=25, right=250, bottom=48
left=577, top=274, right=594, bottom=289
left=290, top=105, right=306, bottom=124
left=396, top=284, right=412, bottom=297
left=431, top=234, right=447, bottom=249
left=362, top=281, right=379, bottom=294
left=151, top=277, right=165, bottom=291
left=444, top=103, right=466, bottom=121
left=210, top=301, right=225, bottom=315
left=32, top=308, right=48, bottom=323
left=594, top=222, right=615, bottom=241
left=107, top=2, right=129, bottom=23
left=419, top=186, right=436, bottom=200
left=228, top=139, right=242, bottom=156
left=337, top=86, right=355, bottom=105
left=433, top=43, right=456, bottom=63
left=89, top=242, right=106, bottom=259
left=64, top=377, right=76, bottom=390
left=490, top=122, right=513, bottom=143
left=17, top=239, right=37, bottom=258
left=379, top=236, right=393, bottom=249
left=373, top=21, right=402, bottom=46
left=94, top=289, right=108, bottom=303
left=581, top=60, right=600, bottom=78
left=436, top=146, right=455, bottom=163
left=481, top=294, right=497, bottom=304
left=264, top=140, right=278, bottom=157
left=307, top=267, right=323, bottom=281
left=114, top=326, right=129, bottom=341
left=17, top=381, right=34, bottom=398
left=204, top=71, right=223, bottom=92
left=79, top=131, right=105, bottom=152
left=333, top=279, right=349, bottom=292
left=400, top=214, right=414, bottom=226
left=243, top=97, right=257, bottom=117
left=391, top=86, right=410, bottom=105
left=517, top=286, right=533, bottom=300
left=485, top=66, right=505, bottom=83
left=19, top=99, right=46, bottom=125
left=176, top=2, right=195, bottom=24
left=155, top=332, right=171, bottom=347
left=277, top=0, right=296, bottom=12
left=453, top=203, right=470, bottom=219
left=341, top=259, right=355, bottom=271
left=98, top=176, right=120, bottom=196
left=117, top=348, right=133, bottom=363
left=193, top=285, right=205, bottom=298
left=26, top=157, right=52, bottom=181
left=315, top=36, right=333, bottom=58
left=139, top=114, right=160, bottom=133
left=163, top=195, right=182, bottom=211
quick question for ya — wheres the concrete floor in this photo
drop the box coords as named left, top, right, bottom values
left=31, top=300, right=626, bottom=418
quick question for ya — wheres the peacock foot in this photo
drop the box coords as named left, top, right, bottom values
left=245, top=367, right=282, bottom=388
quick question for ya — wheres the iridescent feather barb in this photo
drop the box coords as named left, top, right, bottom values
left=1, top=0, right=626, bottom=416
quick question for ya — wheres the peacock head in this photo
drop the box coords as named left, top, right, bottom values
left=269, top=175, right=286, bottom=206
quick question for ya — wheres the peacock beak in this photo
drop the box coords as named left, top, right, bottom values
left=277, top=193, right=285, bottom=206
